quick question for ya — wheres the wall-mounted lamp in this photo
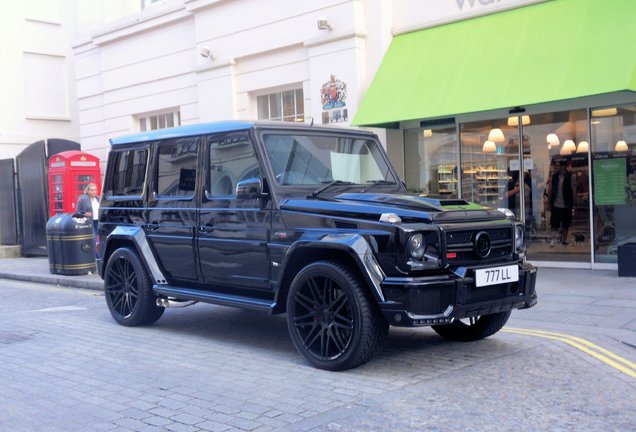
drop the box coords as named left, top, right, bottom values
left=488, top=128, right=505, bottom=143
left=422, top=129, right=433, bottom=138
left=576, top=141, right=589, bottom=153
left=546, top=133, right=560, bottom=147
left=317, top=18, right=333, bottom=30
left=482, top=140, right=496, bottom=153
left=615, top=140, right=628, bottom=152
left=200, top=46, right=215, bottom=59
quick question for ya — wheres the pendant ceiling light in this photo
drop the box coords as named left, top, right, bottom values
left=615, top=140, right=628, bottom=152
left=482, top=140, right=497, bottom=153
left=576, top=141, right=589, bottom=153
left=546, top=133, right=560, bottom=147
left=562, top=140, right=576, bottom=153
left=559, top=145, right=572, bottom=156
left=488, top=128, right=505, bottom=143
left=507, top=115, right=531, bottom=127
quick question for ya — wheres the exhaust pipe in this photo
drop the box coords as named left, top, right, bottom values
left=156, top=298, right=197, bottom=308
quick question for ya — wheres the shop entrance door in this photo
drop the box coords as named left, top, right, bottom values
left=517, top=110, right=591, bottom=263
left=460, top=111, right=591, bottom=263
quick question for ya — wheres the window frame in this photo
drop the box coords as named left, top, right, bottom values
left=255, top=87, right=304, bottom=122
left=137, top=109, right=181, bottom=132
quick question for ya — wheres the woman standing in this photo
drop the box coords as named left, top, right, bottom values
left=76, top=183, right=100, bottom=235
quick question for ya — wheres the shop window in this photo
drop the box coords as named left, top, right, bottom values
left=156, top=138, right=198, bottom=198
left=590, top=105, right=636, bottom=263
left=138, top=110, right=181, bottom=132
left=404, top=126, right=458, bottom=196
left=460, top=119, right=519, bottom=209
left=256, top=88, right=304, bottom=122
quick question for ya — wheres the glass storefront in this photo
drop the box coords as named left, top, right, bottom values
left=402, top=104, right=636, bottom=266
left=404, top=125, right=458, bottom=196
left=591, top=106, right=636, bottom=263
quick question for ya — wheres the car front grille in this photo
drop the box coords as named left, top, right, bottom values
left=445, top=225, right=513, bottom=265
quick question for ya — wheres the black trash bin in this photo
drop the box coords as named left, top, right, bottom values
left=618, top=242, right=636, bottom=277
left=46, top=213, right=96, bottom=275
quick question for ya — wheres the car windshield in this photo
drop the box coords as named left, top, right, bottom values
left=263, top=133, right=396, bottom=186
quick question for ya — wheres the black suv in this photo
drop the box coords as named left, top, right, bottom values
left=98, top=121, right=537, bottom=370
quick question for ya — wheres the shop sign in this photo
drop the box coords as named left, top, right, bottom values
left=509, top=158, right=533, bottom=171
left=394, top=0, right=544, bottom=35
left=321, top=75, right=348, bottom=124
left=593, top=157, right=626, bottom=205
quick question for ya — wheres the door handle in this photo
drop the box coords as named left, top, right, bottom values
left=145, top=223, right=159, bottom=231
left=198, top=226, right=214, bottom=234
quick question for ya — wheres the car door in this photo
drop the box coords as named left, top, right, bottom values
left=197, top=131, right=271, bottom=291
left=145, top=136, right=200, bottom=285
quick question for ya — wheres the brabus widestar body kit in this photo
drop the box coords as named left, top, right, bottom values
left=98, top=121, right=537, bottom=370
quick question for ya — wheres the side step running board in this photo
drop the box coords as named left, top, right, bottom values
left=154, top=285, right=276, bottom=311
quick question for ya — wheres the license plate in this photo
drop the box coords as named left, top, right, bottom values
left=475, top=265, right=519, bottom=287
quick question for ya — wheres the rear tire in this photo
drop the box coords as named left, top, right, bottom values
left=431, top=311, right=511, bottom=342
left=286, top=261, right=388, bottom=371
left=104, top=247, right=164, bottom=326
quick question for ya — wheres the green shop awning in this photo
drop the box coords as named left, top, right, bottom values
left=353, top=0, right=636, bottom=127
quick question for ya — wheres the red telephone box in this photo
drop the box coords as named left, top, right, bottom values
left=48, top=151, right=101, bottom=217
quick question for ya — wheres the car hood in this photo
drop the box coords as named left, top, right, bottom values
left=280, top=192, right=507, bottom=223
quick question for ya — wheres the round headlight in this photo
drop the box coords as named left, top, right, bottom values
left=408, top=233, right=426, bottom=259
left=515, top=225, right=524, bottom=249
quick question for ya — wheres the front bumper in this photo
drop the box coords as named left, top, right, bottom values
left=379, top=262, right=537, bottom=327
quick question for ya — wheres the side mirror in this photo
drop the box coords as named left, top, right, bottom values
left=236, top=177, right=263, bottom=199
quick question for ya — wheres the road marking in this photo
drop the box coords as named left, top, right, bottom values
left=503, top=327, right=636, bottom=379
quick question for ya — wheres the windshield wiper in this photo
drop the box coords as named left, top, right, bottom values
left=307, top=180, right=355, bottom=199
left=361, top=179, right=396, bottom=193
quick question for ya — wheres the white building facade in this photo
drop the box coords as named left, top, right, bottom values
left=73, top=0, right=540, bottom=169
left=0, top=0, right=148, bottom=159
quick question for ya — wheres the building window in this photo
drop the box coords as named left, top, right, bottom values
left=141, top=0, right=162, bottom=9
left=257, top=89, right=304, bottom=122
left=137, top=110, right=181, bottom=132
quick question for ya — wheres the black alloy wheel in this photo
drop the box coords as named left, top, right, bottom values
left=287, top=261, right=388, bottom=371
left=104, top=247, right=164, bottom=326
left=431, top=310, right=511, bottom=342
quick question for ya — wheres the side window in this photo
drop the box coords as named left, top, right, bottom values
left=207, top=133, right=261, bottom=197
left=155, top=138, right=198, bottom=198
left=106, top=149, right=148, bottom=197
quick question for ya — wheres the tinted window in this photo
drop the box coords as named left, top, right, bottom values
left=207, top=133, right=261, bottom=197
left=106, top=149, right=147, bottom=197
left=156, top=138, right=198, bottom=197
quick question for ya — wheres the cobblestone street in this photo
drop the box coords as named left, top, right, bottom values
left=1, top=274, right=635, bottom=431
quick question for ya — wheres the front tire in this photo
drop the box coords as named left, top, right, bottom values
left=431, top=311, right=511, bottom=342
left=286, top=261, right=388, bottom=371
left=104, top=247, right=164, bottom=326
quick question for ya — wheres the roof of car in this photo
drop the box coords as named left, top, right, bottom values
left=109, top=120, right=375, bottom=145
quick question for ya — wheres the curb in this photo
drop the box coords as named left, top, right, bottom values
left=0, top=271, right=103, bottom=291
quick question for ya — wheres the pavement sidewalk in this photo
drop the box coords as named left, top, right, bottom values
left=0, top=257, right=102, bottom=290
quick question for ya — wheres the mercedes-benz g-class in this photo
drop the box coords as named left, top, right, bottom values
left=98, top=121, right=537, bottom=370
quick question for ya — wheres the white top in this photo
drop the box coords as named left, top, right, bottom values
left=91, top=197, right=99, bottom=220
